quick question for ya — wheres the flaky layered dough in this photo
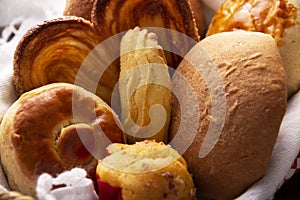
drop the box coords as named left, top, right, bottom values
left=0, top=83, right=124, bottom=197
left=91, top=0, right=200, bottom=68
left=64, top=0, right=96, bottom=21
left=96, top=141, right=196, bottom=200
left=119, top=27, right=171, bottom=144
left=170, top=31, right=287, bottom=199
left=13, top=16, right=119, bottom=104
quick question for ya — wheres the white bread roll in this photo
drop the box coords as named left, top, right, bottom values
left=170, top=31, right=287, bottom=199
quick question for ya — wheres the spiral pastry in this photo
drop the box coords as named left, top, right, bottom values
left=13, top=16, right=119, bottom=104
left=0, top=83, right=124, bottom=197
left=91, top=0, right=200, bottom=68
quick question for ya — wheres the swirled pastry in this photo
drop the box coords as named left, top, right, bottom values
left=91, top=0, right=200, bottom=68
left=13, top=16, right=119, bottom=104
left=96, top=140, right=196, bottom=200
left=64, top=0, right=96, bottom=21
left=119, top=27, right=171, bottom=144
left=0, top=83, right=125, bottom=197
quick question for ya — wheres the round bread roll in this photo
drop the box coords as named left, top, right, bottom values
left=96, top=140, right=196, bottom=200
left=0, top=83, right=125, bottom=197
left=206, top=0, right=300, bottom=97
left=170, top=31, right=287, bottom=199
left=63, top=0, right=95, bottom=21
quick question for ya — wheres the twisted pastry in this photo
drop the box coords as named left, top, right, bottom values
left=0, top=83, right=124, bottom=197
left=206, top=0, right=297, bottom=44
left=119, top=27, right=171, bottom=144
left=13, top=16, right=119, bottom=104
left=91, top=0, right=200, bottom=68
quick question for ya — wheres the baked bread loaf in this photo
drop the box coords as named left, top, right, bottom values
left=119, top=27, right=171, bottom=144
left=0, top=83, right=125, bottom=197
left=170, top=31, right=287, bottom=199
left=63, top=0, right=95, bottom=21
left=96, top=140, right=196, bottom=200
left=206, top=0, right=300, bottom=97
left=13, top=16, right=119, bottom=104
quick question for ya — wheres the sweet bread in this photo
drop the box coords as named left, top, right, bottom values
left=170, top=31, right=287, bottom=199
left=0, top=83, right=125, bottom=197
left=96, top=140, right=196, bottom=200
left=119, top=27, right=171, bottom=144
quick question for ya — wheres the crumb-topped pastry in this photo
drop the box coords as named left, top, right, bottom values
left=96, top=140, right=196, bottom=200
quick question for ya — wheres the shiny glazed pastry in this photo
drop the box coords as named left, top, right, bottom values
left=119, top=27, right=171, bottom=144
left=96, top=140, right=196, bottom=200
left=206, top=0, right=300, bottom=97
left=91, top=0, right=201, bottom=68
left=0, top=83, right=125, bottom=197
left=170, top=31, right=287, bottom=199
left=13, top=16, right=119, bottom=104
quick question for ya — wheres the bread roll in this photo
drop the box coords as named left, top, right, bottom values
left=0, top=83, right=124, bottom=197
left=96, top=140, right=196, bottom=200
left=170, top=31, right=287, bottom=199
left=119, top=27, right=171, bottom=144
left=206, top=0, right=300, bottom=97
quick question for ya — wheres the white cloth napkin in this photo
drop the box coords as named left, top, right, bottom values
left=0, top=0, right=299, bottom=200
left=36, top=168, right=99, bottom=200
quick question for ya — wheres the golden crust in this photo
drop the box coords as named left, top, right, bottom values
left=119, top=27, right=171, bottom=144
left=170, top=31, right=287, bottom=199
left=91, top=0, right=200, bottom=69
left=13, top=16, right=119, bottom=104
left=63, top=0, right=96, bottom=21
left=206, top=0, right=298, bottom=44
left=0, top=83, right=125, bottom=197
left=189, top=0, right=206, bottom=38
